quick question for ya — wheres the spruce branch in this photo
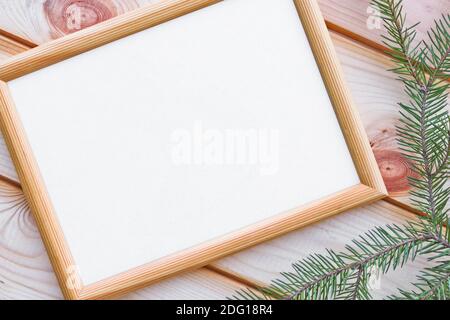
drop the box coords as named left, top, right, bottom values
left=232, top=224, right=438, bottom=300
left=389, top=261, right=450, bottom=300
left=372, top=0, right=450, bottom=226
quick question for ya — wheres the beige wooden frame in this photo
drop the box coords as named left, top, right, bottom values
left=0, top=0, right=387, bottom=300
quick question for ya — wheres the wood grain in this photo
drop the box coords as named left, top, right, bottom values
left=0, top=28, right=437, bottom=205
left=0, top=179, right=246, bottom=300
left=319, top=0, right=450, bottom=53
left=0, top=180, right=60, bottom=299
left=0, top=23, right=434, bottom=278
left=294, top=0, right=386, bottom=195
left=0, top=0, right=224, bottom=81
left=0, top=175, right=436, bottom=299
left=0, top=35, right=29, bottom=60
left=44, top=0, right=147, bottom=39
left=0, top=0, right=446, bottom=299
left=1, top=0, right=448, bottom=50
left=0, top=0, right=447, bottom=208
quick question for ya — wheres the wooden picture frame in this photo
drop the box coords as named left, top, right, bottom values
left=0, top=0, right=387, bottom=300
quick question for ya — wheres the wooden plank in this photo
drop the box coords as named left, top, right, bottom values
left=211, top=200, right=434, bottom=299
left=0, top=179, right=245, bottom=300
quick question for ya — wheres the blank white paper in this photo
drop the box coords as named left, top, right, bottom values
left=8, top=0, right=360, bottom=285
